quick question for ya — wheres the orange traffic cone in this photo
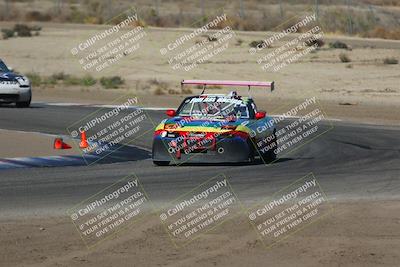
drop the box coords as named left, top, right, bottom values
left=79, top=131, right=89, bottom=149
left=54, top=137, right=72, bottom=150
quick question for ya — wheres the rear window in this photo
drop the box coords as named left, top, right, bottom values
left=178, top=96, right=250, bottom=119
left=0, top=61, right=10, bottom=72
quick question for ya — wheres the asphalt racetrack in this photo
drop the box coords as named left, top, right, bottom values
left=0, top=103, right=399, bottom=217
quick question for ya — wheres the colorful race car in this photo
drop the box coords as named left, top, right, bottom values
left=152, top=80, right=277, bottom=166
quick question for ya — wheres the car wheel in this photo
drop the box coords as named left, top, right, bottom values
left=16, top=96, right=31, bottom=108
left=247, top=139, right=256, bottom=162
left=153, top=161, right=170, bottom=166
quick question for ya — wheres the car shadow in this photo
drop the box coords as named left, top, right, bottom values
left=175, top=157, right=295, bottom=167
left=88, top=145, right=151, bottom=165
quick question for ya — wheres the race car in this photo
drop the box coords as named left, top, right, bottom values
left=152, top=80, right=277, bottom=166
left=0, top=59, right=31, bottom=108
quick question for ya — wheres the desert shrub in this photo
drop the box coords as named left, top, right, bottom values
left=30, top=25, right=42, bottom=32
left=64, top=76, right=82, bottom=86
left=26, top=73, right=41, bottom=86
left=168, top=89, right=180, bottom=95
left=14, top=24, right=32, bottom=37
left=51, top=72, right=97, bottom=86
left=148, top=78, right=168, bottom=90
left=25, top=11, right=51, bottom=21
left=51, top=72, right=69, bottom=81
left=194, top=84, right=222, bottom=90
left=305, top=38, right=325, bottom=47
left=154, top=88, right=165, bottom=95
left=63, top=75, right=96, bottom=86
left=181, top=88, right=193, bottom=94
left=249, top=40, right=265, bottom=48
left=81, top=75, right=97, bottom=86
left=250, top=39, right=275, bottom=49
left=43, top=76, right=57, bottom=85
left=6, top=24, right=41, bottom=38
left=383, top=57, right=398, bottom=64
left=329, top=41, right=350, bottom=49
left=100, top=76, right=124, bottom=89
left=339, top=53, right=351, bottom=63
left=25, top=72, right=98, bottom=87
left=1, top=29, right=15, bottom=39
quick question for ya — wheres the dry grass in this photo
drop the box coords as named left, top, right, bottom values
left=1, top=0, right=400, bottom=39
left=181, top=88, right=193, bottom=94
left=153, top=88, right=165, bottom=95
left=364, top=27, right=400, bottom=40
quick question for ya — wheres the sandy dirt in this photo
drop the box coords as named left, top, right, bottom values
left=0, top=129, right=81, bottom=158
left=1, top=21, right=399, bottom=267
left=0, top=200, right=399, bottom=267
left=0, top=23, right=399, bottom=126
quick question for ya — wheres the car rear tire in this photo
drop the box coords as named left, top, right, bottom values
left=153, top=161, right=170, bottom=166
left=261, top=131, right=277, bottom=163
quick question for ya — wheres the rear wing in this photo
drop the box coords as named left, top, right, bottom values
left=181, top=80, right=275, bottom=94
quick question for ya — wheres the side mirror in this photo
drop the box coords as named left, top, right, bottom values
left=166, top=109, right=176, bottom=117
left=255, top=111, right=266, bottom=120
left=8, top=67, right=13, bottom=72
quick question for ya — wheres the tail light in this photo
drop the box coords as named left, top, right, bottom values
left=255, top=111, right=266, bottom=120
left=166, top=109, right=176, bottom=117
left=154, top=130, right=166, bottom=137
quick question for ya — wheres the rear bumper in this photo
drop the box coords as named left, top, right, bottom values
left=152, top=136, right=251, bottom=163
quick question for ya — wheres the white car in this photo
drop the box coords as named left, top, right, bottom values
left=0, top=59, right=31, bottom=108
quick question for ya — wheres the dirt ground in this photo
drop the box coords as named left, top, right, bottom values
left=1, top=22, right=399, bottom=267
left=32, top=86, right=400, bottom=126
left=0, top=129, right=81, bottom=158
left=0, top=200, right=399, bottom=267
left=0, top=23, right=399, bottom=122
left=1, top=22, right=398, bottom=125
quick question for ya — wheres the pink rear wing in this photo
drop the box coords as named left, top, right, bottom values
left=181, top=79, right=275, bottom=92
